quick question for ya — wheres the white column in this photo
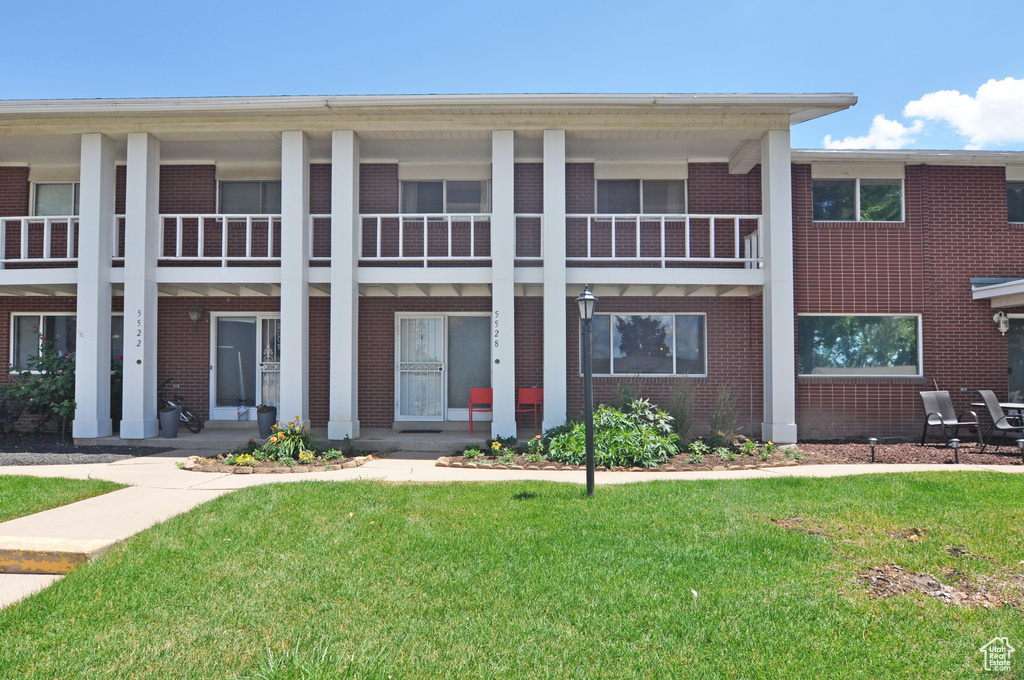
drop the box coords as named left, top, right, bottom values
left=279, top=131, right=310, bottom=422
left=542, top=130, right=567, bottom=430
left=491, top=130, right=517, bottom=437
left=328, top=130, right=360, bottom=440
left=119, top=133, right=160, bottom=439
left=760, top=129, right=798, bottom=444
left=73, top=133, right=115, bottom=438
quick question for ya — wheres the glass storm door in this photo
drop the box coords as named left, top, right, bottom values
left=396, top=316, right=445, bottom=420
left=1009, top=318, right=1024, bottom=402
left=212, top=314, right=280, bottom=420
left=446, top=315, right=491, bottom=421
left=259, top=317, right=282, bottom=410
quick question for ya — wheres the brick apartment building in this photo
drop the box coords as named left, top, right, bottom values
left=0, top=93, right=1022, bottom=443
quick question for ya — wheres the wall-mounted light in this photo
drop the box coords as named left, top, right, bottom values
left=994, top=311, right=1009, bottom=336
left=188, top=307, right=205, bottom=334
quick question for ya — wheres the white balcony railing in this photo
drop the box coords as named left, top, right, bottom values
left=359, top=214, right=491, bottom=265
left=160, top=214, right=282, bottom=266
left=0, top=216, right=79, bottom=267
left=744, top=229, right=762, bottom=269
left=566, top=214, right=762, bottom=266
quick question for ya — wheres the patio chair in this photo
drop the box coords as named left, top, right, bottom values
left=515, top=388, right=544, bottom=436
left=977, top=390, right=1024, bottom=458
left=467, top=388, right=493, bottom=435
left=919, top=391, right=982, bottom=460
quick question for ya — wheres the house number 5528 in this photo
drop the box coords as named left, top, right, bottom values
left=493, top=310, right=500, bottom=348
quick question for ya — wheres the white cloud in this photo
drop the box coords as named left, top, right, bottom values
left=903, top=77, right=1024, bottom=149
left=823, top=114, right=923, bottom=150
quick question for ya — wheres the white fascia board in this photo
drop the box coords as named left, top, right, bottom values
left=972, top=278, right=1024, bottom=301
left=0, top=269, right=78, bottom=286
left=795, top=149, right=1024, bottom=167
left=565, top=268, right=764, bottom=287
left=356, top=267, right=492, bottom=285
left=154, top=267, right=282, bottom=285
left=513, top=268, right=544, bottom=285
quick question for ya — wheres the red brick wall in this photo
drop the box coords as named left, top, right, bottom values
left=0, top=167, right=29, bottom=216
left=310, top=164, right=331, bottom=214
left=793, top=163, right=1024, bottom=439
left=359, top=164, right=398, bottom=213
left=309, top=297, right=330, bottom=426
left=159, top=165, right=216, bottom=214
left=566, top=163, right=594, bottom=214
left=358, top=297, right=492, bottom=427
left=687, top=163, right=761, bottom=214
left=563, top=296, right=763, bottom=437
left=515, top=297, right=544, bottom=393
left=115, top=165, right=126, bottom=215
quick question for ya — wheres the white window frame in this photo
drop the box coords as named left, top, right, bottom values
left=399, top=180, right=491, bottom=214
left=797, top=313, right=923, bottom=377
left=811, top=178, right=905, bottom=223
left=593, top=179, right=688, bottom=215
left=9, top=312, right=123, bottom=372
left=583, top=312, right=708, bottom=377
left=31, top=181, right=80, bottom=217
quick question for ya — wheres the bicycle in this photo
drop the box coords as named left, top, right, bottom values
left=158, top=378, right=204, bottom=434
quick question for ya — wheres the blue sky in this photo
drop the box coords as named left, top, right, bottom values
left=3, top=0, right=1021, bottom=151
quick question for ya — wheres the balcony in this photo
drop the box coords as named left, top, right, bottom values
left=358, top=214, right=491, bottom=267
left=566, top=213, right=762, bottom=268
left=158, top=214, right=282, bottom=267
left=0, top=216, right=79, bottom=269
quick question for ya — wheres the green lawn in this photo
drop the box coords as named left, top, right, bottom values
left=1, top=473, right=1022, bottom=679
left=0, top=475, right=124, bottom=524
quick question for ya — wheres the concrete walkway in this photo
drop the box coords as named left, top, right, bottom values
left=1, top=447, right=1022, bottom=608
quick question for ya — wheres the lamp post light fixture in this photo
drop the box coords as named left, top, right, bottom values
left=949, top=438, right=960, bottom=464
left=576, top=284, right=598, bottom=497
left=867, top=437, right=878, bottom=463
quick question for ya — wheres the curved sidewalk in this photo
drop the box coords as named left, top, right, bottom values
left=1, top=448, right=1022, bottom=607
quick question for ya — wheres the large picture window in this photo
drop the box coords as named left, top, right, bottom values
left=596, top=180, right=687, bottom=214
left=11, top=314, right=123, bottom=369
left=812, top=179, right=903, bottom=222
left=798, top=315, right=920, bottom=376
left=401, top=180, right=489, bottom=213
left=586, top=313, right=706, bottom=376
left=33, top=182, right=80, bottom=217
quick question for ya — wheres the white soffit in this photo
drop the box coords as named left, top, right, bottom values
left=594, top=162, right=687, bottom=180
left=398, top=163, right=491, bottom=180
left=27, top=165, right=79, bottom=182
left=811, top=162, right=905, bottom=180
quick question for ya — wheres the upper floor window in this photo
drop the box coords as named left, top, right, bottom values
left=812, top=179, right=903, bottom=222
left=1008, top=181, right=1024, bottom=222
left=33, top=182, right=79, bottom=217
left=596, top=180, right=687, bottom=214
left=219, top=181, right=281, bottom=214
left=400, top=180, right=489, bottom=213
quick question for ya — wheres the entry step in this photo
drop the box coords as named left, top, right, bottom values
left=0, top=536, right=120, bottom=575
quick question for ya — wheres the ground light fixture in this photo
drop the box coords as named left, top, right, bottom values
left=576, top=284, right=598, bottom=497
left=867, top=437, right=878, bottom=463
left=949, top=438, right=960, bottom=464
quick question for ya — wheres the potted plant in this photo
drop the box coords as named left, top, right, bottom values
left=257, top=404, right=277, bottom=439
left=159, top=404, right=181, bottom=438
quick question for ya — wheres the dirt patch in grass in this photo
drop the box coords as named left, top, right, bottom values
left=184, top=454, right=376, bottom=474
left=770, top=516, right=838, bottom=539
left=860, top=564, right=1022, bottom=609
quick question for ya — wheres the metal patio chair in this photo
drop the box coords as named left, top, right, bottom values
left=467, top=388, right=493, bottom=435
left=919, top=390, right=982, bottom=460
left=515, top=388, right=544, bottom=436
left=977, top=389, right=1024, bottom=458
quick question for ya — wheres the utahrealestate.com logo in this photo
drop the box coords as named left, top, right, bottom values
left=980, top=637, right=1014, bottom=672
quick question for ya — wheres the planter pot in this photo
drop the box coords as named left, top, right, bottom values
left=160, top=407, right=181, bottom=438
left=258, top=407, right=278, bottom=439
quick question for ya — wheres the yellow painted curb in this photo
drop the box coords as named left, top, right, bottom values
left=0, top=537, right=119, bottom=575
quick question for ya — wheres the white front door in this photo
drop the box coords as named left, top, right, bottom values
left=210, top=313, right=281, bottom=420
left=395, top=314, right=491, bottom=422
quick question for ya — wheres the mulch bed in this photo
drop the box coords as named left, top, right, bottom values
left=184, top=454, right=376, bottom=474
left=437, top=440, right=1024, bottom=472
left=0, top=432, right=171, bottom=465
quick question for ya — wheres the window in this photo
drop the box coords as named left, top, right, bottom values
left=400, top=180, right=489, bottom=213
left=812, top=179, right=903, bottom=222
left=33, top=182, right=79, bottom=216
left=219, top=181, right=281, bottom=214
left=587, top=313, right=706, bottom=376
left=11, top=314, right=123, bottom=369
left=596, top=180, right=687, bottom=214
left=1008, top=182, right=1024, bottom=222
left=798, top=315, right=920, bottom=376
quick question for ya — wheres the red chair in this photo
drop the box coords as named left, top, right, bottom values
left=468, top=388, right=493, bottom=434
left=515, top=388, right=544, bottom=436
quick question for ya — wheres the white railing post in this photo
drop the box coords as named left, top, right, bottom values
left=20, top=219, right=28, bottom=260
left=734, top=216, right=741, bottom=260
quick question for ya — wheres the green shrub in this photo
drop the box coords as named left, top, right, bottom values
left=740, top=440, right=757, bottom=457
left=261, top=417, right=317, bottom=461
left=546, top=398, right=677, bottom=468
left=9, top=336, right=76, bottom=434
left=714, top=446, right=735, bottom=462
left=463, top=444, right=482, bottom=459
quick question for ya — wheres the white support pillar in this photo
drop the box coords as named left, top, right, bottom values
left=279, top=131, right=310, bottom=423
left=73, top=133, right=115, bottom=438
left=542, top=130, right=567, bottom=430
left=760, top=129, right=798, bottom=444
left=491, top=130, right=517, bottom=437
left=328, top=130, right=360, bottom=440
left=120, top=133, right=160, bottom=439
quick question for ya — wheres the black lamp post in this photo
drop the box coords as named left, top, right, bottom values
left=577, top=284, right=598, bottom=497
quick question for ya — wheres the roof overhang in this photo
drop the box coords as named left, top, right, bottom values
left=971, top=278, right=1024, bottom=308
left=794, top=149, right=1024, bottom=168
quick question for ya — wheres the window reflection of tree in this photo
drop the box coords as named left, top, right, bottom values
left=614, top=315, right=672, bottom=374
